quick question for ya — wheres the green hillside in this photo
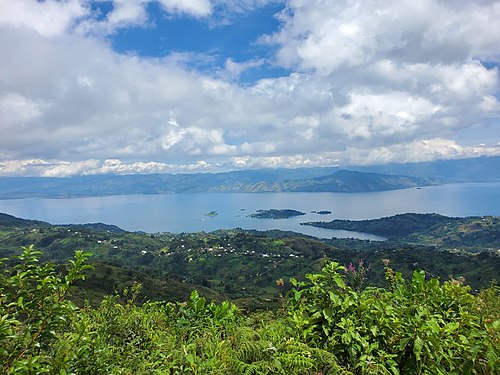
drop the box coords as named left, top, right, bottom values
left=303, top=213, right=500, bottom=251
left=1, top=212, right=498, bottom=307
left=303, top=213, right=457, bottom=238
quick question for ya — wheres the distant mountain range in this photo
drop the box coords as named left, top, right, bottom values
left=202, top=170, right=436, bottom=193
left=352, top=156, right=500, bottom=182
left=0, top=169, right=435, bottom=198
left=0, top=156, right=498, bottom=199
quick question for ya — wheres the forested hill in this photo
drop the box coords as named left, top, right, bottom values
left=1, top=212, right=499, bottom=307
left=0, top=212, right=125, bottom=233
left=303, top=213, right=455, bottom=237
left=304, top=213, right=500, bottom=248
left=0, top=212, right=49, bottom=226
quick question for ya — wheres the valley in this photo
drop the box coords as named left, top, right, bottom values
left=1, top=212, right=498, bottom=310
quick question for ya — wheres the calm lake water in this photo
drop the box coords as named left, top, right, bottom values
left=0, top=182, right=499, bottom=240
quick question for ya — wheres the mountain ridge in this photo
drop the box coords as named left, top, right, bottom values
left=1, top=155, right=499, bottom=198
left=0, top=169, right=436, bottom=198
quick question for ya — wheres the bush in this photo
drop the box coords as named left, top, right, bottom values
left=0, top=245, right=92, bottom=374
left=287, top=260, right=500, bottom=374
left=1, top=247, right=498, bottom=374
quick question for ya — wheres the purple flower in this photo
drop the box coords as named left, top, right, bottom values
left=348, top=262, right=356, bottom=273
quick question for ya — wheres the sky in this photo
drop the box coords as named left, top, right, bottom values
left=0, top=0, right=499, bottom=177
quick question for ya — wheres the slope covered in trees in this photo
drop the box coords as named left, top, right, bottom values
left=1, top=212, right=499, bottom=308
left=304, top=213, right=500, bottom=249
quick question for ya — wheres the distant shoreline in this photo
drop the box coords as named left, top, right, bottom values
left=4, top=180, right=500, bottom=201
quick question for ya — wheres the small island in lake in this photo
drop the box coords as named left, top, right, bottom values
left=249, top=209, right=306, bottom=219
left=205, top=211, right=218, bottom=217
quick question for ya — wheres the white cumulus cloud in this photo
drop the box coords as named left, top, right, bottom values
left=0, top=0, right=89, bottom=37
left=158, top=0, right=212, bottom=17
left=0, top=0, right=499, bottom=176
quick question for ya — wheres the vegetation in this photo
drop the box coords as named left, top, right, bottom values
left=303, top=213, right=500, bottom=253
left=303, top=213, right=455, bottom=237
left=0, top=245, right=92, bottom=374
left=1, top=212, right=499, bottom=308
left=249, top=209, right=306, bottom=219
left=287, top=260, right=499, bottom=374
left=304, top=213, right=500, bottom=251
left=1, top=246, right=498, bottom=374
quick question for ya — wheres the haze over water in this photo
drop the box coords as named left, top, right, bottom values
left=0, top=182, right=499, bottom=240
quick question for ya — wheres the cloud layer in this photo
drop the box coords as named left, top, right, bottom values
left=0, top=0, right=499, bottom=176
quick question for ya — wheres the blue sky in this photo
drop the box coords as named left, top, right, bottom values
left=0, top=0, right=499, bottom=176
left=109, top=2, right=284, bottom=71
left=90, top=0, right=290, bottom=84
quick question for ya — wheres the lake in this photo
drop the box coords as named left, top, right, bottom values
left=0, top=182, right=499, bottom=239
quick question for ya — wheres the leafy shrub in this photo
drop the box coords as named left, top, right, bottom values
left=0, top=245, right=92, bottom=374
left=1, top=246, right=498, bottom=374
left=287, top=260, right=500, bottom=374
left=228, top=317, right=350, bottom=375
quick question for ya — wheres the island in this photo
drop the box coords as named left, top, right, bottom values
left=205, top=211, right=218, bottom=217
left=249, top=209, right=306, bottom=219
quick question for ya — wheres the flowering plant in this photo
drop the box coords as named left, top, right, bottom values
left=344, top=258, right=368, bottom=290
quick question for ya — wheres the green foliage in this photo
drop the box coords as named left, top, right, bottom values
left=249, top=209, right=306, bottom=219
left=304, top=213, right=453, bottom=238
left=0, top=245, right=92, bottom=374
left=306, top=213, right=500, bottom=250
left=226, top=314, right=350, bottom=375
left=288, top=260, right=500, bottom=374
left=2, top=215, right=499, bottom=307
left=1, top=246, right=499, bottom=374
